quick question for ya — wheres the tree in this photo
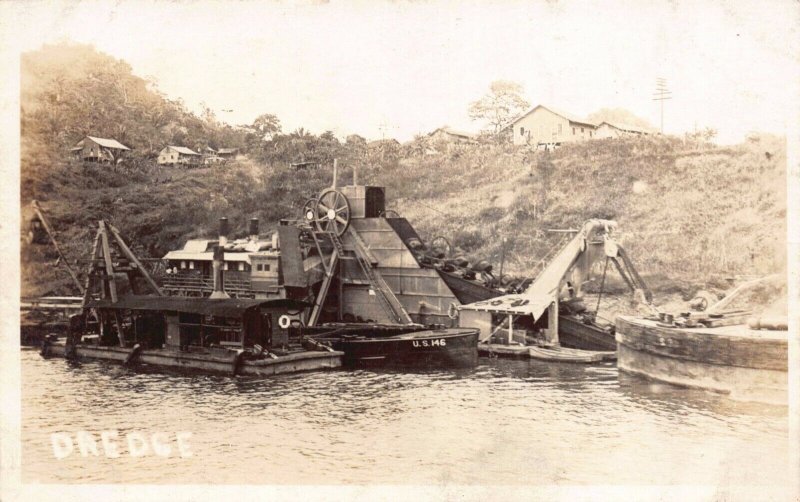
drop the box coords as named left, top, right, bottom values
left=468, top=80, right=530, bottom=134
left=251, top=113, right=282, bottom=141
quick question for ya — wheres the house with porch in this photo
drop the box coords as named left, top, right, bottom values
left=70, top=136, right=130, bottom=163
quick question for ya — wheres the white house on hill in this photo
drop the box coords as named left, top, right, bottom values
left=504, top=105, right=597, bottom=146
left=157, top=145, right=202, bottom=166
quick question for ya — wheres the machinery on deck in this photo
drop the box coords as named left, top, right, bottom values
left=451, top=219, right=657, bottom=360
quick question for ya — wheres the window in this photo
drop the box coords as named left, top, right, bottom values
left=581, top=127, right=584, bottom=133
left=189, top=261, right=194, bottom=270
left=181, top=261, right=186, bottom=269
left=589, top=131, right=593, bottom=138
left=558, top=124, right=563, bottom=135
left=256, top=264, right=263, bottom=272
left=238, top=262, right=245, bottom=271
left=573, top=127, right=576, bottom=135
left=520, top=127, right=525, bottom=136
left=264, top=264, right=270, bottom=272
left=224, top=262, right=229, bottom=271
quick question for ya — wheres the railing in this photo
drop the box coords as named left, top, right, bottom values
left=161, top=274, right=255, bottom=297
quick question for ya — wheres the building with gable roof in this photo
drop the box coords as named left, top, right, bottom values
left=157, top=145, right=202, bottom=166
left=503, top=105, right=598, bottom=146
left=595, top=121, right=652, bottom=139
left=70, top=136, right=131, bottom=163
left=428, top=126, right=478, bottom=144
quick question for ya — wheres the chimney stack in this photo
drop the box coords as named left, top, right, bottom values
left=353, top=165, right=358, bottom=186
left=209, top=245, right=230, bottom=299
left=249, top=218, right=259, bottom=242
left=218, top=217, right=229, bottom=247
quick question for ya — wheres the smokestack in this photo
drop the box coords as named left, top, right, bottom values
left=331, top=158, right=338, bottom=189
left=249, top=218, right=259, bottom=242
left=218, top=217, right=229, bottom=247
left=353, top=165, right=358, bottom=186
left=209, top=245, right=230, bottom=299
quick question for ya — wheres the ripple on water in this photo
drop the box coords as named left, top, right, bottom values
left=20, top=351, right=790, bottom=486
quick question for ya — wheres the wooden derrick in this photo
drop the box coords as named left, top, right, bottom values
left=82, top=220, right=163, bottom=307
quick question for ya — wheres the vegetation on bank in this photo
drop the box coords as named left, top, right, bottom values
left=21, top=44, right=787, bottom=301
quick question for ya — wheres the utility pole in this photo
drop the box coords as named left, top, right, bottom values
left=652, top=77, right=672, bottom=134
left=378, top=120, right=388, bottom=141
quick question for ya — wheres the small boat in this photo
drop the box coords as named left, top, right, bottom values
left=304, top=323, right=479, bottom=367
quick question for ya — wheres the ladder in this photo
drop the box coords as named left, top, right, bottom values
left=307, top=228, right=412, bottom=326
left=345, top=229, right=412, bottom=324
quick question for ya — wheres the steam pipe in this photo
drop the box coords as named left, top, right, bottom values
left=219, top=217, right=229, bottom=247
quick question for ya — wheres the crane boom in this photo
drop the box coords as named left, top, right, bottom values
left=29, top=200, right=85, bottom=295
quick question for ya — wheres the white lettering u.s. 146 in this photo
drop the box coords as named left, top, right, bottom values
left=412, top=339, right=446, bottom=348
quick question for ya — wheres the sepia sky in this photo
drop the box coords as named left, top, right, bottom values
left=4, top=0, right=799, bottom=143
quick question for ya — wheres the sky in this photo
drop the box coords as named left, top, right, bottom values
left=3, top=0, right=799, bottom=143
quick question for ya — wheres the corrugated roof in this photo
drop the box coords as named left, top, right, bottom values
left=85, top=295, right=309, bottom=317
left=505, top=105, right=597, bottom=129
left=181, top=239, right=216, bottom=253
left=85, top=136, right=130, bottom=150
left=598, top=121, right=651, bottom=134
left=166, top=145, right=201, bottom=155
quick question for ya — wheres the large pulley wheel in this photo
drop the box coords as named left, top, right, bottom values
left=314, top=189, right=351, bottom=236
left=300, top=198, right=318, bottom=223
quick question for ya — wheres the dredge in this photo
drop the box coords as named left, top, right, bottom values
left=34, top=163, right=650, bottom=370
left=38, top=168, right=481, bottom=372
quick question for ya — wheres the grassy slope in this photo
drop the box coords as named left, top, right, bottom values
left=23, top=134, right=786, bottom=301
left=369, top=134, right=786, bottom=295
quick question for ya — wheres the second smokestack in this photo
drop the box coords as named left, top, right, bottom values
left=209, top=245, right=230, bottom=299
left=249, top=218, right=259, bottom=242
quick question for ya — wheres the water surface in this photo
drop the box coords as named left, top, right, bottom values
left=21, top=350, right=790, bottom=486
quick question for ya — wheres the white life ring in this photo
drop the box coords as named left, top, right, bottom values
left=278, top=315, right=292, bottom=329
left=447, top=302, right=460, bottom=320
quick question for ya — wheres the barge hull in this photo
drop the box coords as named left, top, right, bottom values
left=43, top=342, right=343, bottom=376
left=331, top=331, right=479, bottom=368
left=558, top=315, right=616, bottom=351
left=616, top=316, right=787, bottom=405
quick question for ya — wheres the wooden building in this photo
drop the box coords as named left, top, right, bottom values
left=428, top=127, right=478, bottom=145
left=157, top=146, right=202, bottom=166
left=70, top=136, right=130, bottom=163
left=595, top=122, right=651, bottom=139
left=504, top=105, right=597, bottom=147
left=216, top=148, right=239, bottom=160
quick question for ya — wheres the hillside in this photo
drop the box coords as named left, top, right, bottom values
left=363, top=133, right=787, bottom=295
left=22, top=133, right=786, bottom=300
left=20, top=45, right=786, bottom=300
